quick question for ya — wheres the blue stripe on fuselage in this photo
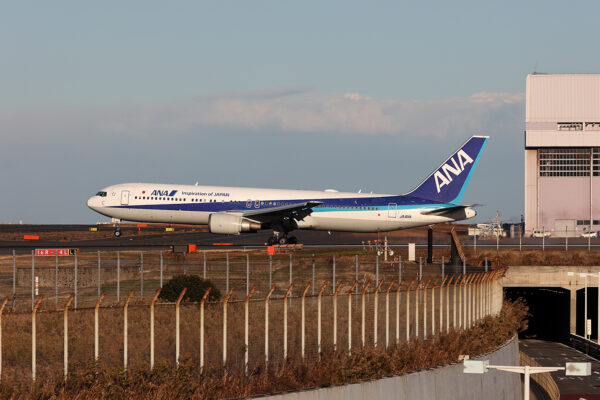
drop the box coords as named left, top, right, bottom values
left=109, top=194, right=453, bottom=213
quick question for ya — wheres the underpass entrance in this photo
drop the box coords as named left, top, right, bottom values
left=504, top=287, right=571, bottom=343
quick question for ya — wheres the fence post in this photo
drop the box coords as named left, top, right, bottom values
left=406, top=278, right=415, bottom=342
left=458, top=275, right=464, bottom=329
left=415, top=278, right=423, bottom=339
left=245, top=286, right=256, bottom=373
left=441, top=256, right=445, bottom=280
left=175, top=287, right=188, bottom=367
left=312, top=255, right=315, bottom=299
left=419, top=257, right=422, bottom=280
left=94, top=291, right=105, bottom=363
left=333, top=281, right=343, bottom=351
left=63, top=293, right=74, bottom=379
left=453, top=276, right=460, bottom=330
left=301, top=282, right=311, bottom=361
left=0, top=297, right=7, bottom=380
left=140, top=251, right=144, bottom=299
left=373, top=280, right=384, bottom=347
left=246, top=253, right=250, bottom=296
left=31, top=296, right=42, bottom=382
left=31, top=250, right=34, bottom=311
left=160, top=250, right=164, bottom=288
left=117, top=251, right=121, bottom=303
left=318, top=282, right=328, bottom=357
left=348, top=281, right=358, bottom=354
left=376, top=255, right=379, bottom=284
left=55, top=254, right=59, bottom=304
left=385, top=280, right=395, bottom=349
left=398, top=255, right=402, bottom=284
left=123, top=289, right=134, bottom=371
left=289, top=254, right=293, bottom=304
left=355, top=255, right=359, bottom=293
left=264, top=285, right=275, bottom=365
left=12, top=251, right=16, bottom=302
left=423, top=277, right=432, bottom=339
left=222, top=287, right=234, bottom=366
left=465, top=274, right=472, bottom=328
left=269, top=255, right=272, bottom=289
left=361, top=280, right=371, bottom=347
left=439, top=276, right=448, bottom=333
left=199, top=288, right=211, bottom=372
left=226, top=252, right=229, bottom=293
left=395, top=279, right=404, bottom=344
left=332, top=256, right=336, bottom=294
left=283, top=284, right=294, bottom=360
left=431, top=277, right=439, bottom=336
left=97, top=251, right=101, bottom=298
left=447, top=276, right=454, bottom=332
left=74, top=252, right=78, bottom=309
left=150, top=289, right=161, bottom=370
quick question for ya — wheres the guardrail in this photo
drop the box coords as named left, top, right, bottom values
left=569, top=333, right=600, bottom=360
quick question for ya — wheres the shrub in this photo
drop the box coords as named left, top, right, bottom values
left=159, top=274, right=221, bottom=302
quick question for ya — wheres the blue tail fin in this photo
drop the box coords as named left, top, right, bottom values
left=406, top=135, right=488, bottom=204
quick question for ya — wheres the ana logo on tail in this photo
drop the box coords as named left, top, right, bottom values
left=434, top=150, right=473, bottom=193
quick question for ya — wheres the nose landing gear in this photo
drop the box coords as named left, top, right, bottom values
left=113, top=219, right=122, bottom=237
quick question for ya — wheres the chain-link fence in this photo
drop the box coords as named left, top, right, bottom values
left=0, top=269, right=504, bottom=385
left=0, top=250, right=489, bottom=311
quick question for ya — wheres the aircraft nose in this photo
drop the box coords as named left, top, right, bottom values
left=87, top=196, right=99, bottom=210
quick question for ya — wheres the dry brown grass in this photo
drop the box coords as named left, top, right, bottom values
left=0, top=299, right=526, bottom=399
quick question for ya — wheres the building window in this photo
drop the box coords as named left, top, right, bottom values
left=557, top=122, right=583, bottom=131
left=585, top=122, right=600, bottom=130
left=538, top=148, right=596, bottom=177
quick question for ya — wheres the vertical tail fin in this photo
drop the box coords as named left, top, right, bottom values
left=406, top=135, right=488, bottom=204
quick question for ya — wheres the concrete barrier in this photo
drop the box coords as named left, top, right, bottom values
left=254, top=336, right=521, bottom=400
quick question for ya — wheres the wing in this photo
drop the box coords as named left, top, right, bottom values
left=240, top=201, right=323, bottom=225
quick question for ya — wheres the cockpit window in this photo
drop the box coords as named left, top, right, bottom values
left=96, top=191, right=107, bottom=197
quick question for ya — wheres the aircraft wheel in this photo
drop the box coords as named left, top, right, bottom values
left=288, top=236, right=298, bottom=244
left=278, top=237, right=288, bottom=245
left=114, top=230, right=122, bottom=237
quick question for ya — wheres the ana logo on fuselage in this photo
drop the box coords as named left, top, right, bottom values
left=434, top=150, right=473, bottom=193
left=151, top=190, right=178, bottom=197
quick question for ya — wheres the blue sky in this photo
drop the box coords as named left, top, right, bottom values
left=2, top=1, right=600, bottom=224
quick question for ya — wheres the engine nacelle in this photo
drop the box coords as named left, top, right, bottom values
left=208, top=213, right=261, bottom=235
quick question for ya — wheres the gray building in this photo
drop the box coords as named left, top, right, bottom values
left=524, top=74, right=600, bottom=237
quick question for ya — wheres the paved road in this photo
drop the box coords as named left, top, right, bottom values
left=520, top=339, right=600, bottom=399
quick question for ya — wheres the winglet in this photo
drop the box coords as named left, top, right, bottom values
left=406, top=136, right=488, bottom=204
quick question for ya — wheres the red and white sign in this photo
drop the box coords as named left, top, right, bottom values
left=35, top=249, right=72, bottom=256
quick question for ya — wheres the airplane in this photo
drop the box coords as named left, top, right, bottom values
left=87, top=135, right=488, bottom=244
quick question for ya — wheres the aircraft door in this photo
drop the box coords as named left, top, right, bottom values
left=387, top=203, right=397, bottom=218
left=121, top=190, right=130, bottom=205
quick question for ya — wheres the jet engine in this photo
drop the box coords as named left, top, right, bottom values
left=208, top=213, right=261, bottom=234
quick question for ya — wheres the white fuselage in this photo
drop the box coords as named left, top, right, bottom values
left=87, top=183, right=475, bottom=232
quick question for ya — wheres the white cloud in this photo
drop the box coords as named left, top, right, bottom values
left=0, top=90, right=524, bottom=141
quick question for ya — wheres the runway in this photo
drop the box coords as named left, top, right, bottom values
left=2, top=224, right=600, bottom=254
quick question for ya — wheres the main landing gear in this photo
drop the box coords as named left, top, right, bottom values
left=267, top=232, right=298, bottom=245
left=113, top=219, right=122, bottom=237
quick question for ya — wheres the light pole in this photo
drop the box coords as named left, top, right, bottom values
left=464, top=359, right=591, bottom=400
left=568, top=271, right=600, bottom=342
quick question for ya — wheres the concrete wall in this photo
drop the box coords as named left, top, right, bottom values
left=254, top=336, right=521, bottom=400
